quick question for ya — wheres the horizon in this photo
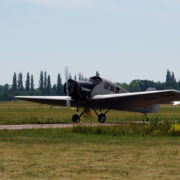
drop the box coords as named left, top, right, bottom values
left=1, top=69, right=178, bottom=88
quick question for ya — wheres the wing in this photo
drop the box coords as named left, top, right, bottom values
left=15, top=96, right=76, bottom=107
left=91, top=89, right=180, bottom=112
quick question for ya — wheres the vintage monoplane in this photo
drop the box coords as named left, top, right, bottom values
left=16, top=76, right=180, bottom=123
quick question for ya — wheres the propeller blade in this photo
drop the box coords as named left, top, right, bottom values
left=65, top=67, right=71, bottom=107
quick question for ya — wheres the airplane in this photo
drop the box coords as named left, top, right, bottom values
left=15, top=76, right=180, bottom=123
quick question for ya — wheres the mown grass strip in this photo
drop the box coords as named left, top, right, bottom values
left=0, top=122, right=180, bottom=144
left=0, top=101, right=180, bottom=125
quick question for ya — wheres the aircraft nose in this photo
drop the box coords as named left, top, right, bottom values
left=64, top=79, right=79, bottom=97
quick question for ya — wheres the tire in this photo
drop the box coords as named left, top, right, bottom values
left=98, top=113, right=106, bottom=123
left=72, top=114, right=80, bottom=123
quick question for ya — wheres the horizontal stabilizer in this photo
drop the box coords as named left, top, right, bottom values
left=172, top=101, right=180, bottom=106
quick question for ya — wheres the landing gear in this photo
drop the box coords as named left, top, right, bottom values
left=72, top=114, right=80, bottom=123
left=72, top=104, right=111, bottom=124
left=92, top=106, right=111, bottom=124
left=72, top=105, right=85, bottom=124
left=98, top=113, right=106, bottom=123
left=144, top=113, right=149, bottom=122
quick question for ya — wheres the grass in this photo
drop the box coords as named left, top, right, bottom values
left=0, top=101, right=74, bottom=124
left=0, top=128, right=180, bottom=179
left=0, top=101, right=180, bottom=179
left=0, top=101, right=180, bottom=125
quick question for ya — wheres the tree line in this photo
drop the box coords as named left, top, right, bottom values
left=0, top=70, right=180, bottom=101
left=0, top=71, right=92, bottom=101
left=118, top=70, right=180, bottom=92
left=0, top=71, right=61, bottom=101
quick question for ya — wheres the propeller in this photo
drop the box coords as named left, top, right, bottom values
left=65, top=67, right=71, bottom=107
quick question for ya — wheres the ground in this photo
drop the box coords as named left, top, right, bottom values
left=0, top=136, right=180, bottom=180
left=0, top=101, right=180, bottom=125
left=0, top=101, right=180, bottom=179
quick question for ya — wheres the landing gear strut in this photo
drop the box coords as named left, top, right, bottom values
left=92, top=106, right=111, bottom=124
left=144, top=113, right=149, bottom=122
left=72, top=105, right=85, bottom=123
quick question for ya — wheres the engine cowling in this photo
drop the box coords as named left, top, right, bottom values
left=64, top=79, right=95, bottom=100
left=64, top=79, right=81, bottom=99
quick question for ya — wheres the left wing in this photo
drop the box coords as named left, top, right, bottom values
left=91, top=89, right=180, bottom=111
left=15, top=96, right=75, bottom=107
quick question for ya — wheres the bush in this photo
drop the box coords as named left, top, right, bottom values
left=72, top=121, right=180, bottom=137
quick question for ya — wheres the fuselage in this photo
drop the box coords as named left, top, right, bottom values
left=64, top=76, right=128, bottom=102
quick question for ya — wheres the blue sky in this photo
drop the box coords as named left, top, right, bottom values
left=0, top=0, right=180, bottom=87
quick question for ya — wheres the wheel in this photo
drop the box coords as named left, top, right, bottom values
left=98, top=113, right=106, bottom=123
left=72, top=114, right=80, bottom=123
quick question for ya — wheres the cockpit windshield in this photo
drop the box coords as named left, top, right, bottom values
left=89, top=76, right=102, bottom=85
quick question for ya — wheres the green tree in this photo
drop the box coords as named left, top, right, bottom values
left=166, top=70, right=171, bottom=82
left=129, top=80, right=141, bottom=92
left=52, top=84, right=57, bottom=94
left=17, top=73, right=24, bottom=90
left=39, top=71, right=44, bottom=92
left=172, top=72, right=176, bottom=82
left=31, top=75, right=34, bottom=91
left=165, top=70, right=177, bottom=89
left=25, top=72, right=30, bottom=91
left=57, top=74, right=62, bottom=95
left=44, top=71, right=47, bottom=90
left=12, top=72, right=17, bottom=90
left=47, top=75, right=51, bottom=95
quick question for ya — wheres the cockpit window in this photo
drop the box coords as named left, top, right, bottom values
left=110, top=85, right=115, bottom=92
left=115, top=87, right=120, bottom=93
left=104, top=83, right=110, bottom=89
left=89, top=76, right=102, bottom=85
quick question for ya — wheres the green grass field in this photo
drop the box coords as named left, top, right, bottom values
left=0, top=101, right=180, bottom=125
left=0, top=101, right=180, bottom=179
left=0, top=129, right=180, bottom=179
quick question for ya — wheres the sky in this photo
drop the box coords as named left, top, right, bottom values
left=0, top=0, right=180, bottom=87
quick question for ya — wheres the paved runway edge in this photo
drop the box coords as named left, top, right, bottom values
left=0, top=121, right=148, bottom=131
left=0, top=124, right=74, bottom=130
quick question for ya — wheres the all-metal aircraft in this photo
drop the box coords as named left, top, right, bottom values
left=16, top=76, right=180, bottom=123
